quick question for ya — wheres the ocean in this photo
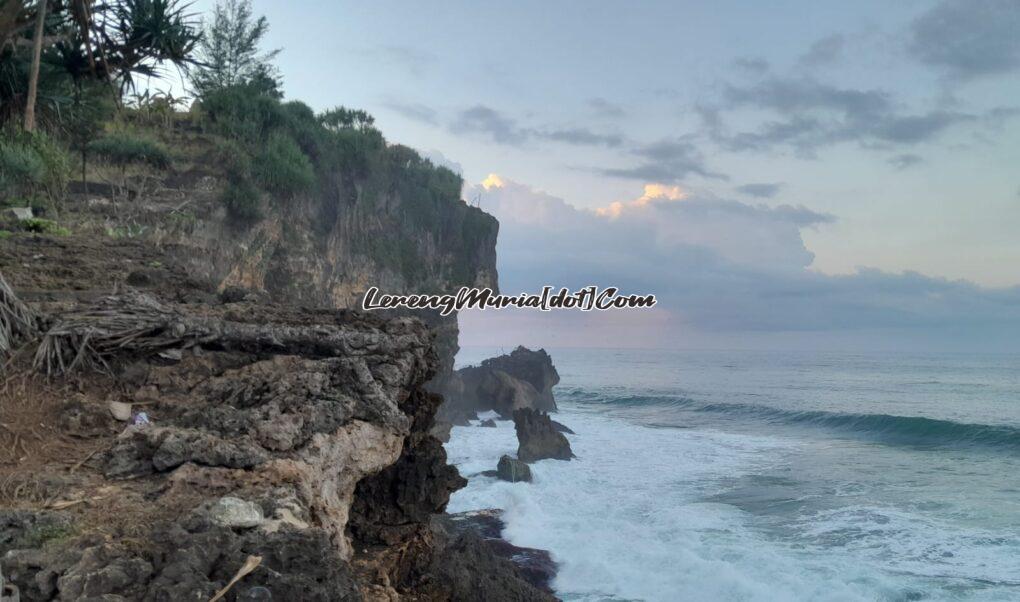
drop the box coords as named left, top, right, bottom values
left=444, top=348, right=1020, bottom=601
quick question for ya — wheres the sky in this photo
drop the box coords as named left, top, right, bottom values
left=182, top=1, right=1020, bottom=351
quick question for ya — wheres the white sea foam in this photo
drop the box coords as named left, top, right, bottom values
left=446, top=409, right=913, bottom=601
left=445, top=349, right=1020, bottom=601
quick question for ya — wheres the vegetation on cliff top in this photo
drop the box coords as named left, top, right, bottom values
left=0, top=1, right=490, bottom=287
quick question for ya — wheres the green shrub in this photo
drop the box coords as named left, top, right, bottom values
left=212, top=138, right=252, bottom=180
left=220, top=177, right=263, bottom=222
left=21, top=217, right=70, bottom=236
left=87, top=132, right=171, bottom=168
left=253, top=132, right=314, bottom=196
left=200, top=83, right=285, bottom=143
left=0, top=131, right=70, bottom=202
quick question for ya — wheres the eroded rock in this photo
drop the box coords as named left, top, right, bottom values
left=514, top=408, right=573, bottom=463
left=496, top=455, right=532, bottom=483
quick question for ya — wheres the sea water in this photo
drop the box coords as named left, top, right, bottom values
left=444, top=348, right=1020, bottom=601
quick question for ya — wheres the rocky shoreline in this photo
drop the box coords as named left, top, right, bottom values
left=0, top=235, right=556, bottom=601
left=0, top=141, right=569, bottom=599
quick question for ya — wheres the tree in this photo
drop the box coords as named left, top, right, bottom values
left=23, top=0, right=46, bottom=131
left=189, top=0, right=279, bottom=97
left=0, top=0, right=201, bottom=127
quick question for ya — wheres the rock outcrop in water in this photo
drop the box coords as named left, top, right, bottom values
left=438, top=347, right=561, bottom=429
left=496, top=455, right=533, bottom=483
left=514, top=409, right=574, bottom=463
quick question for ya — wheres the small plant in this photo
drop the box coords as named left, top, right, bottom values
left=0, top=131, right=70, bottom=204
left=21, top=218, right=70, bottom=236
left=87, top=132, right=171, bottom=199
left=252, top=132, right=314, bottom=197
left=88, top=133, right=171, bottom=169
left=220, top=177, right=263, bottom=222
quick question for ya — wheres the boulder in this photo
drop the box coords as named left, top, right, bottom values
left=208, top=497, right=263, bottom=529
left=479, top=419, right=497, bottom=428
left=513, top=409, right=572, bottom=463
left=496, top=455, right=531, bottom=483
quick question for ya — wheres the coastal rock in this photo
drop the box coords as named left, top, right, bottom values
left=481, top=347, right=560, bottom=412
left=496, top=455, right=532, bottom=483
left=479, top=418, right=497, bottom=428
left=514, top=408, right=573, bottom=462
left=551, top=419, right=574, bottom=434
left=442, top=347, right=561, bottom=420
left=437, top=510, right=557, bottom=596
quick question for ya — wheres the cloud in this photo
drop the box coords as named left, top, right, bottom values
left=799, top=34, right=845, bottom=67
left=887, top=154, right=924, bottom=170
left=448, top=104, right=624, bottom=148
left=363, top=45, right=435, bottom=76
left=383, top=101, right=439, bottom=125
left=450, top=105, right=528, bottom=145
left=541, top=128, right=624, bottom=147
left=422, top=149, right=463, bottom=175
left=707, top=76, right=978, bottom=153
left=598, top=139, right=727, bottom=183
left=733, top=57, right=770, bottom=75
left=736, top=183, right=783, bottom=198
left=465, top=175, right=1020, bottom=347
left=909, top=0, right=1020, bottom=80
left=587, top=97, right=626, bottom=118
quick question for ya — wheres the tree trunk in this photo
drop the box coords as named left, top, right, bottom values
left=23, top=0, right=47, bottom=132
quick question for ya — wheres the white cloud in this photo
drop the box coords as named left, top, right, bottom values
left=465, top=175, right=1020, bottom=350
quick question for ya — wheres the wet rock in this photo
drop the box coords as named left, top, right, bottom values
left=208, top=497, right=264, bottom=529
left=496, top=455, right=531, bottom=483
left=514, top=408, right=573, bottom=463
left=551, top=419, right=574, bottom=434
left=435, top=510, right=557, bottom=598
left=479, top=418, right=497, bottom=428
left=348, top=390, right=465, bottom=547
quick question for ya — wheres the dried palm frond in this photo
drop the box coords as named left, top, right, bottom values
left=33, top=290, right=379, bottom=376
left=0, top=271, right=38, bottom=361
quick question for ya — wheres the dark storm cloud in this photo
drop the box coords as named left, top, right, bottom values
left=909, top=0, right=1020, bottom=80
left=736, top=183, right=783, bottom=198
left=598, top=139, right=728, bottom=183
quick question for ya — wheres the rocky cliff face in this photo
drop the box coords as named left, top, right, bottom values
left=161, top=175, right=498, bottom=310
left=153, top=164, right=497, bottom=413
left=0, top=137, right=555, bottom=599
